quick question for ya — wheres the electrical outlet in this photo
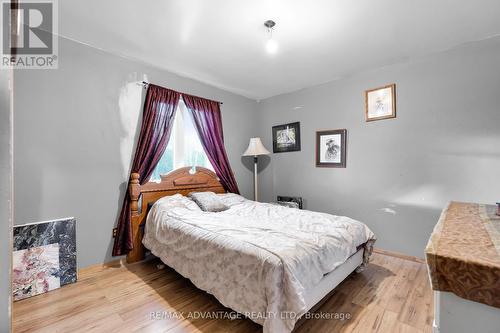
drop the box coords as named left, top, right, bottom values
left=112, top=228, right=117, bottom=238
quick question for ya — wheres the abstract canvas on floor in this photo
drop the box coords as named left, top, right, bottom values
left=13, top=218, right=77, bottom=301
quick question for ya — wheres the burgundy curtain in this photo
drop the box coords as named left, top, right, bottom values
left=112, top=84, right=180, bottom=256
left=183, top=94, right=240, bottom=194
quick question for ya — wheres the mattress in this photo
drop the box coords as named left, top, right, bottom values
left=143, top=193, right=375, bottom=333
left=304, top=248, right=364, bottom=311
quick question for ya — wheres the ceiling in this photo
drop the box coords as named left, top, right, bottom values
left=59, top=0, right=500, bottom=100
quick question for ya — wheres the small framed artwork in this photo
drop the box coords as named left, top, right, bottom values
left=316, top=129, right=347, bottom=168
left=365, top=84, right=396, bottom=122
left=272, top=121, right=301, bottom=153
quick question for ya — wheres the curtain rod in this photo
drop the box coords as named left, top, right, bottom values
left=138, top=81, right=223, bottom=105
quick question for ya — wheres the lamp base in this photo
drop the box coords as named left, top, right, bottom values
left=253, top=156, right=258, bottom=201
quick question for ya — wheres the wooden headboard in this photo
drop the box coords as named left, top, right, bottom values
left=127, top=166, right=225, bottom=263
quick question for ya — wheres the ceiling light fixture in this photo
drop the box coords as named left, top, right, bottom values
left=264, top=20, right=278, bottom=54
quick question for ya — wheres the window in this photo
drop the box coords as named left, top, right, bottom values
left=150, top=98, right=213, bottom=182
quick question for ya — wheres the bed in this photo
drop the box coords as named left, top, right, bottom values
left=126, top=167, right=375, bottom=333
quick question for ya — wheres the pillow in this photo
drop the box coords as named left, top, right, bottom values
left=154, top=194, right=202, bottom=212
left=188, top=192, right=229, bottom=212
left=217, top=193, right=248, bottom=207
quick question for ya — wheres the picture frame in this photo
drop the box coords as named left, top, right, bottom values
left=365, top=83, right=396, bottom=122
left=272, top=121, right=301, bottom=153
left=316, top=129, right=347, bottom=168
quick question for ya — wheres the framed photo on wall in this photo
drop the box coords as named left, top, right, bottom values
left=365, top=84, right=396, bottom=122
left=316, top=129, right=347, bottom=168
left=272, top=122, right=301, bottom=153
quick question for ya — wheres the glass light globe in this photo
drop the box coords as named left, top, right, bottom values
left=266, top=38, right=278, bottom=54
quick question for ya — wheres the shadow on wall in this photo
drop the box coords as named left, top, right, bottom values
left=240, top=154, right=271, bottom=199
left=309, top=192, right=441, bottom=257
left=369, top=201, right=441, bottom=257
left=240, top=154, right=271, bottom=174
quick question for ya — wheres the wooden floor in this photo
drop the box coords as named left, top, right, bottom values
left=13, top=253, right=433, bottom=333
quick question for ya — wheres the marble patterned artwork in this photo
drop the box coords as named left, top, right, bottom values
left=13, top=218, right=77, bottom=301
left=13, top=244, right=61, bottom=300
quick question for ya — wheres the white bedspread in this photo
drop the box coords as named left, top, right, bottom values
left=143, top=193, right=375, bottom=333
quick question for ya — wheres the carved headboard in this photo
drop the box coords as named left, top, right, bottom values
left=127, top=166, right=225, bottom=263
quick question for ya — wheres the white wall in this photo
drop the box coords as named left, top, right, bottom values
left=256, top=37, right=500, bottom=258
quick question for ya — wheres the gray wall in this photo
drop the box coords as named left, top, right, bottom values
left=14, top=36, right=258, bottom=268
left=14, top=34, right=500, bottom=268
left=256, top=37, right=500, bottom=258
left=0, top=68, right=13, bottom=332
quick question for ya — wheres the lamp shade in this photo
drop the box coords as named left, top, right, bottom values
left=242, top=137, right=270, bottom=156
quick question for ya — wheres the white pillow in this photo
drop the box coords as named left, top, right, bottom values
left=188, top=192, right=229, bottom=212
left=154, top=194, right=202, bottom=211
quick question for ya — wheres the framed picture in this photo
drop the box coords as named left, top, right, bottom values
left=365, top=84, right=396, bottom=121
left=316, top=129, right=347, bottom=168
left=272, top=122, right=301, bottom=153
